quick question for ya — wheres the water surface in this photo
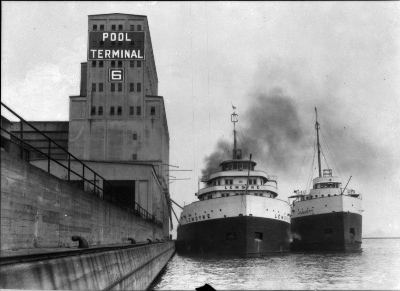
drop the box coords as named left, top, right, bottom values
left=150, top=238, right=400, bottom=290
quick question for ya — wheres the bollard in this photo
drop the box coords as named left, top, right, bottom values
left=127, top=238, right=136, bottom=244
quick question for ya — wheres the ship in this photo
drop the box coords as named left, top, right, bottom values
left=289, top=108, right=363, bottom=251
left=176, top=109, right=291, bottom=255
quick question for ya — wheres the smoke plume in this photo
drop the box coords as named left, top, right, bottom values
left=201, top=59, right=394, bottom=190
left=201, top=139, right=230, bottom=176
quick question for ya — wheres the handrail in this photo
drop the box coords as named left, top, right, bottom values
left=1, top=102, right=162, bottom=227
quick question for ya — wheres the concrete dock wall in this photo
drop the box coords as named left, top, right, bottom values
left=1, top=151, right=165, bottom=251
left=0, top=242, right=175, bottom=290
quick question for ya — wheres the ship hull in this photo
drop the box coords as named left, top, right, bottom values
left=176, top=216, right=291, bottom=255
left=291, top=212, right=362, bottom=251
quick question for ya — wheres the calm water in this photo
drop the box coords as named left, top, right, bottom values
left=150, top=239, right=400, bottom=290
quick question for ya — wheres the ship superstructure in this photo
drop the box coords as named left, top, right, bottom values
left=289, top=109, right=362, bottom=251
left=176, top=110, right=291, bottom=254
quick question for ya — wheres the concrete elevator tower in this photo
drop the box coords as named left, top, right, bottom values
left=68, top=14, right=170, bottom=237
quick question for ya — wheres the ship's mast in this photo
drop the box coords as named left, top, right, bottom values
left=231, top=108, right=238, bottom=159
left=315, top=107, right=322, bottom=177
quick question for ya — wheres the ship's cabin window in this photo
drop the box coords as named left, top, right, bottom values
left=315, top=182, right=340, bottom=189
left=222, top=162, right=254, bottom=171
left=255, top=232, right=263, bottom=240
left=249, top=179, right=257, bottom=185
left=225, top=179, right=233, bottom=185
left=207, top=194, right=212, bottom=199
left=217, top=180, right=221, bottom=185
left=226, top=232, right=237, bottom=241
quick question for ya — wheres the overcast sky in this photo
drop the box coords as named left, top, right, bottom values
left=2, top=2, right=400, bottom=238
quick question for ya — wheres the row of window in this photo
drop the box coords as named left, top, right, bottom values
left=91, top=82, right=141, bottom=92
left=90, top=106, right=156, bottom=116
left=222, top=162, right=255, bottom=171
left=93, top=24, right=142, bottom=31
left=91, top=40, right=142, bottom=47
left=211, top=178, right=258, bottom=186
left=201, top=192, right=272, bottom=200
left=91, top=106, right=140, bottom=116
left=92, top=60, right=142, bottom=67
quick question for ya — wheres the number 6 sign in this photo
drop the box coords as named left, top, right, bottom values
left=109, top=68, right=124, bottom=82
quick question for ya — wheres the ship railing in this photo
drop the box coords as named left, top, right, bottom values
left=198, top=172, right=277, bottom=183
left=292, top=188, right=362, bottom=200
left=1, top=102, right=163, bottom=227
left=197, top=183, right=278, bottom=193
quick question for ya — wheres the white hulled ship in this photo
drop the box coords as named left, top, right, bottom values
left=289, top=108, right=363, bottom=251
left=176, top=110, right=291, bottom=255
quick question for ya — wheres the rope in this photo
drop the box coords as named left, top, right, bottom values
left=190, top=3, right=196, bottom=192
left=321, top=129, right=341, bottom=177
left=306, top=139, right=317, bottom=190
left=293, top=124, right=315, bottom=191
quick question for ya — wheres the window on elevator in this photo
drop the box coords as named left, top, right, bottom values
left=92, top=61, right=96, bottom=67
left=100, top=24, right=104, bottom=30
left=130, top=61, right=135, bottom=67
left=118, top=83, right=122, bottom=92
left=111, top=61, right=116, bottom=67
left=117, top=106, right=122, bottom=115
left=110, top=107, right=115, bottom=115
left=93, top=24, right=97, bottom=31
left=111, top=83, right=115, bottom=92
left=137, top=83, right=141, bottom=92
left=137, top=25, right=142, bottom=31
left=129, top=106, right=134, bottom=115
left=98, top=106, right=103, bottom=115
left=137, top=61, right=141, bottom=67
left=91, top=106, right=96, bottom=115
left=132, top=134, right=137, bottom=140
left=99, top=83, right=103, bottom=92
left=111, top=25, right=116, bottom=31
left=350, top=228, right=355, bottom=236
left=118, top=24, right=123, bottom=31
left=118, top=61, right=122, bottom=67
left=137, top=106, right=141, bottom=115
left=99, top=61, right=104, bottom=67
left=92, top=83, right=96, bottom=92
left=129, top=83, right=134, bottom=92
left=130, top=25, right=135, bottom=31
left=150, top=107, right=155, bottom=116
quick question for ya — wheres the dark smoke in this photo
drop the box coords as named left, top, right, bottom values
left=201, top=60, right=393, bottom=187
left=201, top=87, right=306, bottom=176
left=240, top=88, right=305, bottom=170
left=201, top=91, right=387, bottom=185
left=201, top=139, right=230, bottom=176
